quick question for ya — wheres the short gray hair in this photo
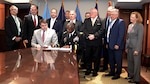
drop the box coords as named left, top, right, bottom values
left=9, top=5, right=18, bottom=11
left=111, top=8, right=119, bottom=14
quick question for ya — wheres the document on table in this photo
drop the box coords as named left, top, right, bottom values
left=43, top=46, right=72, bottom=52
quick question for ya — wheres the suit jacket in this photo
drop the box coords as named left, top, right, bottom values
left=5, top=15, right=22, bottom=47
left=83, top=17, right=103, bottom=46
left=31, top=28, right=58, bottom=47
left=60, top=30, right=80, bottom=49
left=47, top=18, right=63, bottom=42
left=108, top=18, right=126, bottom=50
left=23, top=15, right=42, bottom=45
left=101, top=17, right=110, bottom=45
left=126, top=23, right=143, bottom=51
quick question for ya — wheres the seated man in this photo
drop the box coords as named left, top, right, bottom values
left=60, top=22, right=79, bottom=49
left=60, top=22, right=82, bottom=62
left=31, top=19, right=58, bottom=48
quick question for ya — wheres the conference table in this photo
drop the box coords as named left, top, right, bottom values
left=0, top=48, right=79, bottom=84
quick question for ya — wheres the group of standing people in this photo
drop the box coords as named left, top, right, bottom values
left=5, top=4, right=143, bottom=83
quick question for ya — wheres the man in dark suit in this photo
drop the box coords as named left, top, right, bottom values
left=105, top=8, right=126, bottom=80
left=63, top=10, right=82, bottom=33
left=5, top=5, right=22, bottom=51
left=100, top=6, right=114, bottom=72
left=63, top=10, right=70, bottom=23
left=83, top=8, right=103, bottom=76
left=47, top=8, right=63, bottom=43
left=85, top=12, right=90, bottom=19
left=62, top=10, right=70, bottom=28
left=23, top=4, right=42, bottom=48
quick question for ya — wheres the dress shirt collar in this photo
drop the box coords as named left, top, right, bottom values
left=32, top=15, right=37, bottom=19
left=51, top=18, right=56, bottom=21
left=70, top=19, right=76, bottom=23
left=11, top=15, right=17, bottom=19
left=91, top=16, right=98, bottom=22
left=66, top=19, right=70, bottom=21
left=70, top=30, right=75, bottom=36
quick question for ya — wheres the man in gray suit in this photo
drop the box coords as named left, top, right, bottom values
left=31, top=19, right=58, bottom=48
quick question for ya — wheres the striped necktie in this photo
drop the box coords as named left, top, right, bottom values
left=14, top=16, right=21, bottom=35
left=34, top=16, right=36, bottom=26
left=42, top=30, right=45, bottom=42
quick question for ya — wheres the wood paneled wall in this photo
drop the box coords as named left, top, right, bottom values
left=143, top=3, right=150, bottom=54
left=0, top=4, right=5, bottom=30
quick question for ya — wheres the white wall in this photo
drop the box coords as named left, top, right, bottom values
left=33, top=0, right=114, bottom=21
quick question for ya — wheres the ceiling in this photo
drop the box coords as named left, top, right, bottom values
left=115, top=0, right=150, bottom=9
left=0, top=0, right=149, bottom=9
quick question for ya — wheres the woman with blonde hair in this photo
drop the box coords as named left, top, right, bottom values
left=125, top=11, right=143, bottom=84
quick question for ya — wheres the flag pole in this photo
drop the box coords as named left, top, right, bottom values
left=96, top=0, right=98, bottom=4
left=30, top=0, right=32, bottom=4
left=62, top=0, right=64, bottom=7
left=44, top=0, right=47, bottom=3
left=76, top=0, right=79, bottom=6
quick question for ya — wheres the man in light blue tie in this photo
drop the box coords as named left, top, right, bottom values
left=105, top=8, right=126, bottom=80
left=5, top=5, right=22, bottom=51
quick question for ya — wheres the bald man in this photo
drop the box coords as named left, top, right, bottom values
left=5, top=5, right=22, bottom=51
left=83, top=8, right=103, bottom=77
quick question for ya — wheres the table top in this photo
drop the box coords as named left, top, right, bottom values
left=0, top=48, right=79, bottom=84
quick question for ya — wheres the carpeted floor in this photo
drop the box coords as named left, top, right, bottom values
left=79, top=68, right=149, bottom=84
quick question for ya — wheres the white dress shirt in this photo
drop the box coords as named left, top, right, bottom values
left=12, top=15, right=21, bottom=36
left=50, top=18, right=56, bottom=29
left=32, top=15, right=38, bottom=26
left=107, top=19, right=116, bottom=43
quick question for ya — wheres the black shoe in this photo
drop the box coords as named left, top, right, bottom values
left=85, top=71, right=91, bottom=75
left=128, top=80, right=139, bottom=84
left=105, top=73, right=115, bottom=76
left=112, top=75, right=120, bottom=80
left=125, top=77, right=132, bottom=80
left=92, top=71, right=98, bottom=77
left=99, top=69, right=107, bottom=72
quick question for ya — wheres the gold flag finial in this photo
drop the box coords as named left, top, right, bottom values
left=30, top=0, right=32, bottom=4
left=96, top=0, right=98, bottom=4
left=44, top=0, right=47, bottom=2
left=62, top=0, right=64, bottom=6
left=76, top=0, right=79, bottom=5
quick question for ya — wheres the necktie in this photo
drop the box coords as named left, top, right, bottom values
left=14, top=16, right=21, bottom=35
left=69, top=33, right=72, bottom=38
left=34, top=16, right=36, bottom=26
left=107, top=21, right=113, bottom=43
left=42, top=30, right=45, bottom=42
left=106, top=18, right=110, bottom=29
left=92, top=18, right=95, bottom=26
